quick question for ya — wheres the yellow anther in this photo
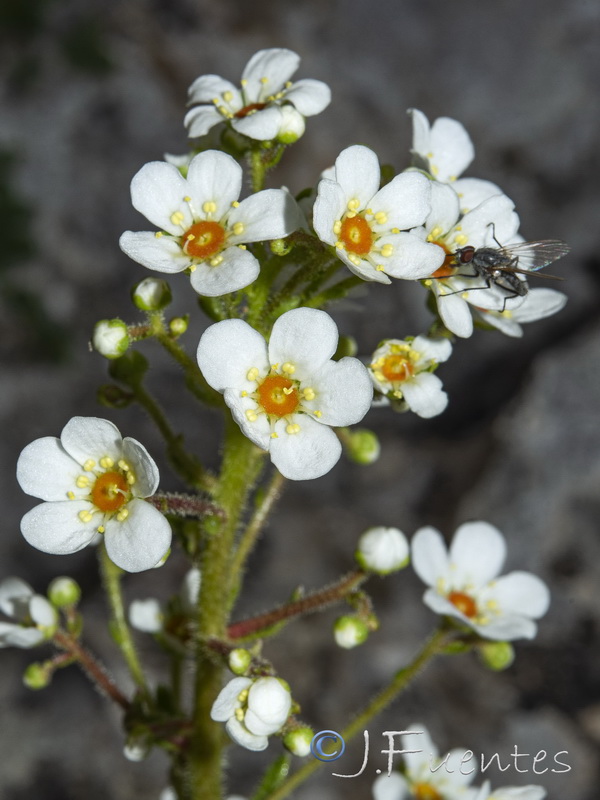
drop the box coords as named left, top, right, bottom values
left=97, top=526, right=105, bottom=534
left=427, top=152, right=434, bottom=159
left=237, top=244, right=247, bottom=250
left=202, top=201, right=217, bottom=215
left=285, top=81, right=292, bottom=88
left=283, top=387, right=294, bottom=395
left=231, top=200, right=240, bottom=208
left=286, top=423, right=301, bottom=435
left=76, top=476, right=90, bottom=489
left=183, top=195, right=191, bottom=203
left=83, top=459, right=96, bottom=472
left=78, top=510, right=94, bottom=523
left=486, top=600, right=499, bottom=610
left=245, top=409, right=258, bottom=422
left=346, top=210, right=356, bottom=219
left=189, top=265, right=197, bottom=272
left=211, top=97, right=220, bottom=105
left=281, top=362, right=296, bottom=375
left=502, top=310, right=513, bottom=318
left=313, top=410, right=322, bottom=418
left=423, top=279, right=433, bottom=287
left=240, top=390, right=248, bottom=397
left=303, top=387, right=315, bottom=401
left=240, top=79, right=248, bottom=87
left=393, top=390, right=403, bottom=399
left=271, top=363, right=279, bottom=370
left=431, top=165, right=439, bottom=176
left=260, top=76, right=269, bottom=84
left=347, top=198, right=360, bottom=212
left=380, top=244, right=393, bottom=258
left=374, top=211, right=388, bottom=225
left=454, top=233, right=468, bottom=246
left=449, top=175, right=457, bottom=182
left=210, top=255, right=224, bottom=267
left=391, top=227, right=400, bottom=234
left=349, top=254, right=362, bottom=266
left=333, top=221, right=342, bottom=235
left=117, top=460, right=129, bottom=471
left=67, top=491, right=75, bottom=500
left=247, top=367, right=259, bottom=381
left=461, top=292, right=470, bottom=299
left=126, top=472, right=136, bottom=485
left=99, top=457, right=114, bottom=469
left=376, top=264, right=386, bottom=272
left=235, top=708, right=245, bottom=721
left=429, top=226, right=443, bottom=240
left=238, top=689, right=249, bottom=702
left=116, top=508, right=129, bottom=522
left=374, top=371, right=385, bottom=382
left=170, top=211, right=185, bottom=226
left=186, top=233, right=195, bottom=241
left=232, top=222, right=245, bottom=236
left=155, top=231, right=163, bottom=238
left=270, top=432, right=279, bottom=439
left=335, top=241, right=344, bottom=249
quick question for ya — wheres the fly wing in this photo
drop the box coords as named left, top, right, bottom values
left=498, top=240, right=570, bottom=272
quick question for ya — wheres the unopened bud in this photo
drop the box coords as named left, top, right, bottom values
left=355, top=526, right=409, bottom=574
left=270, top=237, right=294, bottom=256
left=169, top=316, right=188, bottom=336
left=283, top=726, right=314, bottom=757
left=229, top=648, right=252, bottom=675
left=478, top=641, right=515, bottom=671
left=131, top=277, right=172, bottom=311
left=333, top=616, right=369, bottom=649
left=48, top=576, right=81, bottom=608
left=92, top=319, right=129, bottom=359
left=23, top=662, right=52, bottom=690
left=343, top=428, right=381, bottom=465
left=276, top=106, right=306, bottom=144
left=97, top=384, right=134, bottom=409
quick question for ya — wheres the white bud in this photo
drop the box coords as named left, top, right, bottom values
left=131, top=277, right=172, bottom=311
left=228, top=648, right=252, bottom=675
left=283, top=726, right=314, bottom=757
left=128, top=598, right=162, bottom=633
left=355, top=526, right=410, bottom=574
left=276, top=106, right=306, bottom=144
left=47, top=576, right=81, bottom=608
left=333, top=616, right=369, bottom=649
left=92, top=319, right=129, bottom=359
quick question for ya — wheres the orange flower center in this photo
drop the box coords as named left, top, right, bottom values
left=257, top=375, right=300, bottom=417
left=235, top=102, right=267, bottom=118
left=414, top=783, right=443, bottom=800
left=182, top=221, right=226, bottom=259
left=381, top=354, right=414, bottom=383
left=340, top=214, right=373, bottom=255
left=90, top=471, right=129, bottom=513
left=448, top=591, right=478, bottom=618
left=431, top=250, right=458, bottom=279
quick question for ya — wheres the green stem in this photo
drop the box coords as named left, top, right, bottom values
left=250, top=148, right=267, bottom=192
left=227, top=469, right=286, bottom=610
left=263, top=627, right=449, bottom=800
left=304, top=275, right=364, bottom=309
left=186, top=418, right=266, bottom=800
left=98, top=542, right=149, bottom=697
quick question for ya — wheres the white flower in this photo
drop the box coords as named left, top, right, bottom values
left=411, top=522, right=550, bottom=641
left=17, top=417, right=171, bottom=573
left=196, top=307, right=373, bottom=480
left=184, top=48, right=331, bottom=141
left=472, top=287, right=567, bottom=337
left=369, top=336, right=452, bottom=418
left=119, top=150, right=301, bottom=297
left=129, top=567, right=201, bottom=634
left=372, top=724, right=478, bottom=800
left=474, top=781, right=546, bottom=800
left=408, top=108, right=475, bottom=183
left=0, top=577, right=58, bottom=648
left=355, top=526, right=410, bottom=574
left=92, top=319, right=129, bottom=359
left=313, top=145, right=444, bottom=284
left=211, top=676, right=292, bottom=751
left=414, top=182, right=523, bottom=338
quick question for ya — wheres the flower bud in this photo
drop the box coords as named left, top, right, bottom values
left=276, top=106, right=306, bottom=144
left=333, top=616, right=369, bottom=649
left=270, top=237, right=294, bottom=256
left=131, top=277, right=172, bottom=311
left=169, top=316, right=189, bottom=336
left=478, top=641, right=515, bottom=671
left=48, top=576, right=81, bottom=608
left=355, top=526, right=410, bottom=574
left=92, top=319, right=130, bottom=359
left=23, top=662, right=52, bottom=690
left=97, top=384, right=134, bottom=409
left=123, top=739, right=150, bottom=762
left=343, top=428, right=381, bottom=465
left=228, top=648, right=252, bottom=675
left=283, top=726, right=314, bottom=757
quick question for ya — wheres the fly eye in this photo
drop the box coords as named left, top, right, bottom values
left=459, top=246, right=475, bottom=264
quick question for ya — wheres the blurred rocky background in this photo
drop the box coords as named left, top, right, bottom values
left=1, top=0, right=599, bottom=798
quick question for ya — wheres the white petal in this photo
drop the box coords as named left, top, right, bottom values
left=30, top=595, right=58, bottom=627
left=0, top=577, right=34, bottom=618
left=434, top=287, right=474, bottom=338
left=334, top=145, right=381, bottom=210
left=422, top=588, right=470, bottom=623
left=119, top=232, right=190, bottom=274
left=181, top=568, right=201, bottom=614
left=61, top=417, right=123, bottom=466
left=401, top=725, right=437, bottom=775
left=0, top=624, right=45, bottom=649
left=270, top=416, right=342, bottom=480
left=224, top=388, right=271, bottom=451
left=429, top=116, right=475, bottom=182
left=491, top=788, right=547, bottom=800
left=411, top=336, right=452, bottom=365
left=449, top=522, right=506, bottom=587
left=104, top=500, right=171, bottom=573
left=232, top=106, right=284, bottom=140
left=371, top=171, right=431, bottom=232
left=402, top=373, right=448, bottom=418
left=408, top=108, right=430, bottom=156
left=383, top=233, right=445, bottom=280
left=337, top=249, right=392, bottom=283
left=225, top=717, right=268, bottom=751
left=21, top=500, right=97, bottom=555
left=189, top=246, right=260, bottom=296
left=373, top=772, right=410, bottom=800
left=458, top=195, right=518, bottom=249
left=283, top=78, right=331, bottom=115
left=17, top=437, right=80, bottom=502
left=187, top=74, right=241, bottom=106
left=313, top=178, right=347, bottom=245
left=452, top=178, right=505, bottom=214
left=129, top=599, right=163, bottom=632
left=245, top=677, right=291, bottom=735
left=184, top=105, right=226, bottom=138
left=473, top=614, right=538, bottom=641
left=129, top=161, right=193, bottom=235
left=426, top=181, right=461, bottom=234
left=488, top=572, right=550, bottom=619
left=310, top=357, right=373, bottom=425
left=228, top=189, right=300, bottom=242
left=197, top=319, right=269, bottom=392
left=185, top=151, right=242, bottom=220
left=512, top=288, right=567, bottom=322
left=474, top=308, right=523, bottom=337
left=268, top=308, right=339, bottom=379
left=122, top=437, right=160, bottom=497
left=241, top=48, right=299, bottom=100
left=211, top=677, right=252, bottom=721
left=411, top=526, right=449, bottom=587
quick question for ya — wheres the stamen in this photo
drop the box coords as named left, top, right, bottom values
left=281, top=362, right=296, bottom=375
left=286, top=423, right=301, bottom=435
left=76, top=476, right=90, bottom=488
left=99, top=456, right=114, bottom=469
left=83, top=459, right=96, bottom=472
left=78, top=510, right=94, bottom=523
left=116, top=508, right=129, bottom=522
left=232, top=222, right=244, bottom=236
left=170, top=211, right=185, bottom=226
left=247, top=367, right=260, bottom=381
left=202, top=201, right=217, bottom=215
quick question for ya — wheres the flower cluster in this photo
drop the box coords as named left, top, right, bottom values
left=0, top=578, right=57, bottom=649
